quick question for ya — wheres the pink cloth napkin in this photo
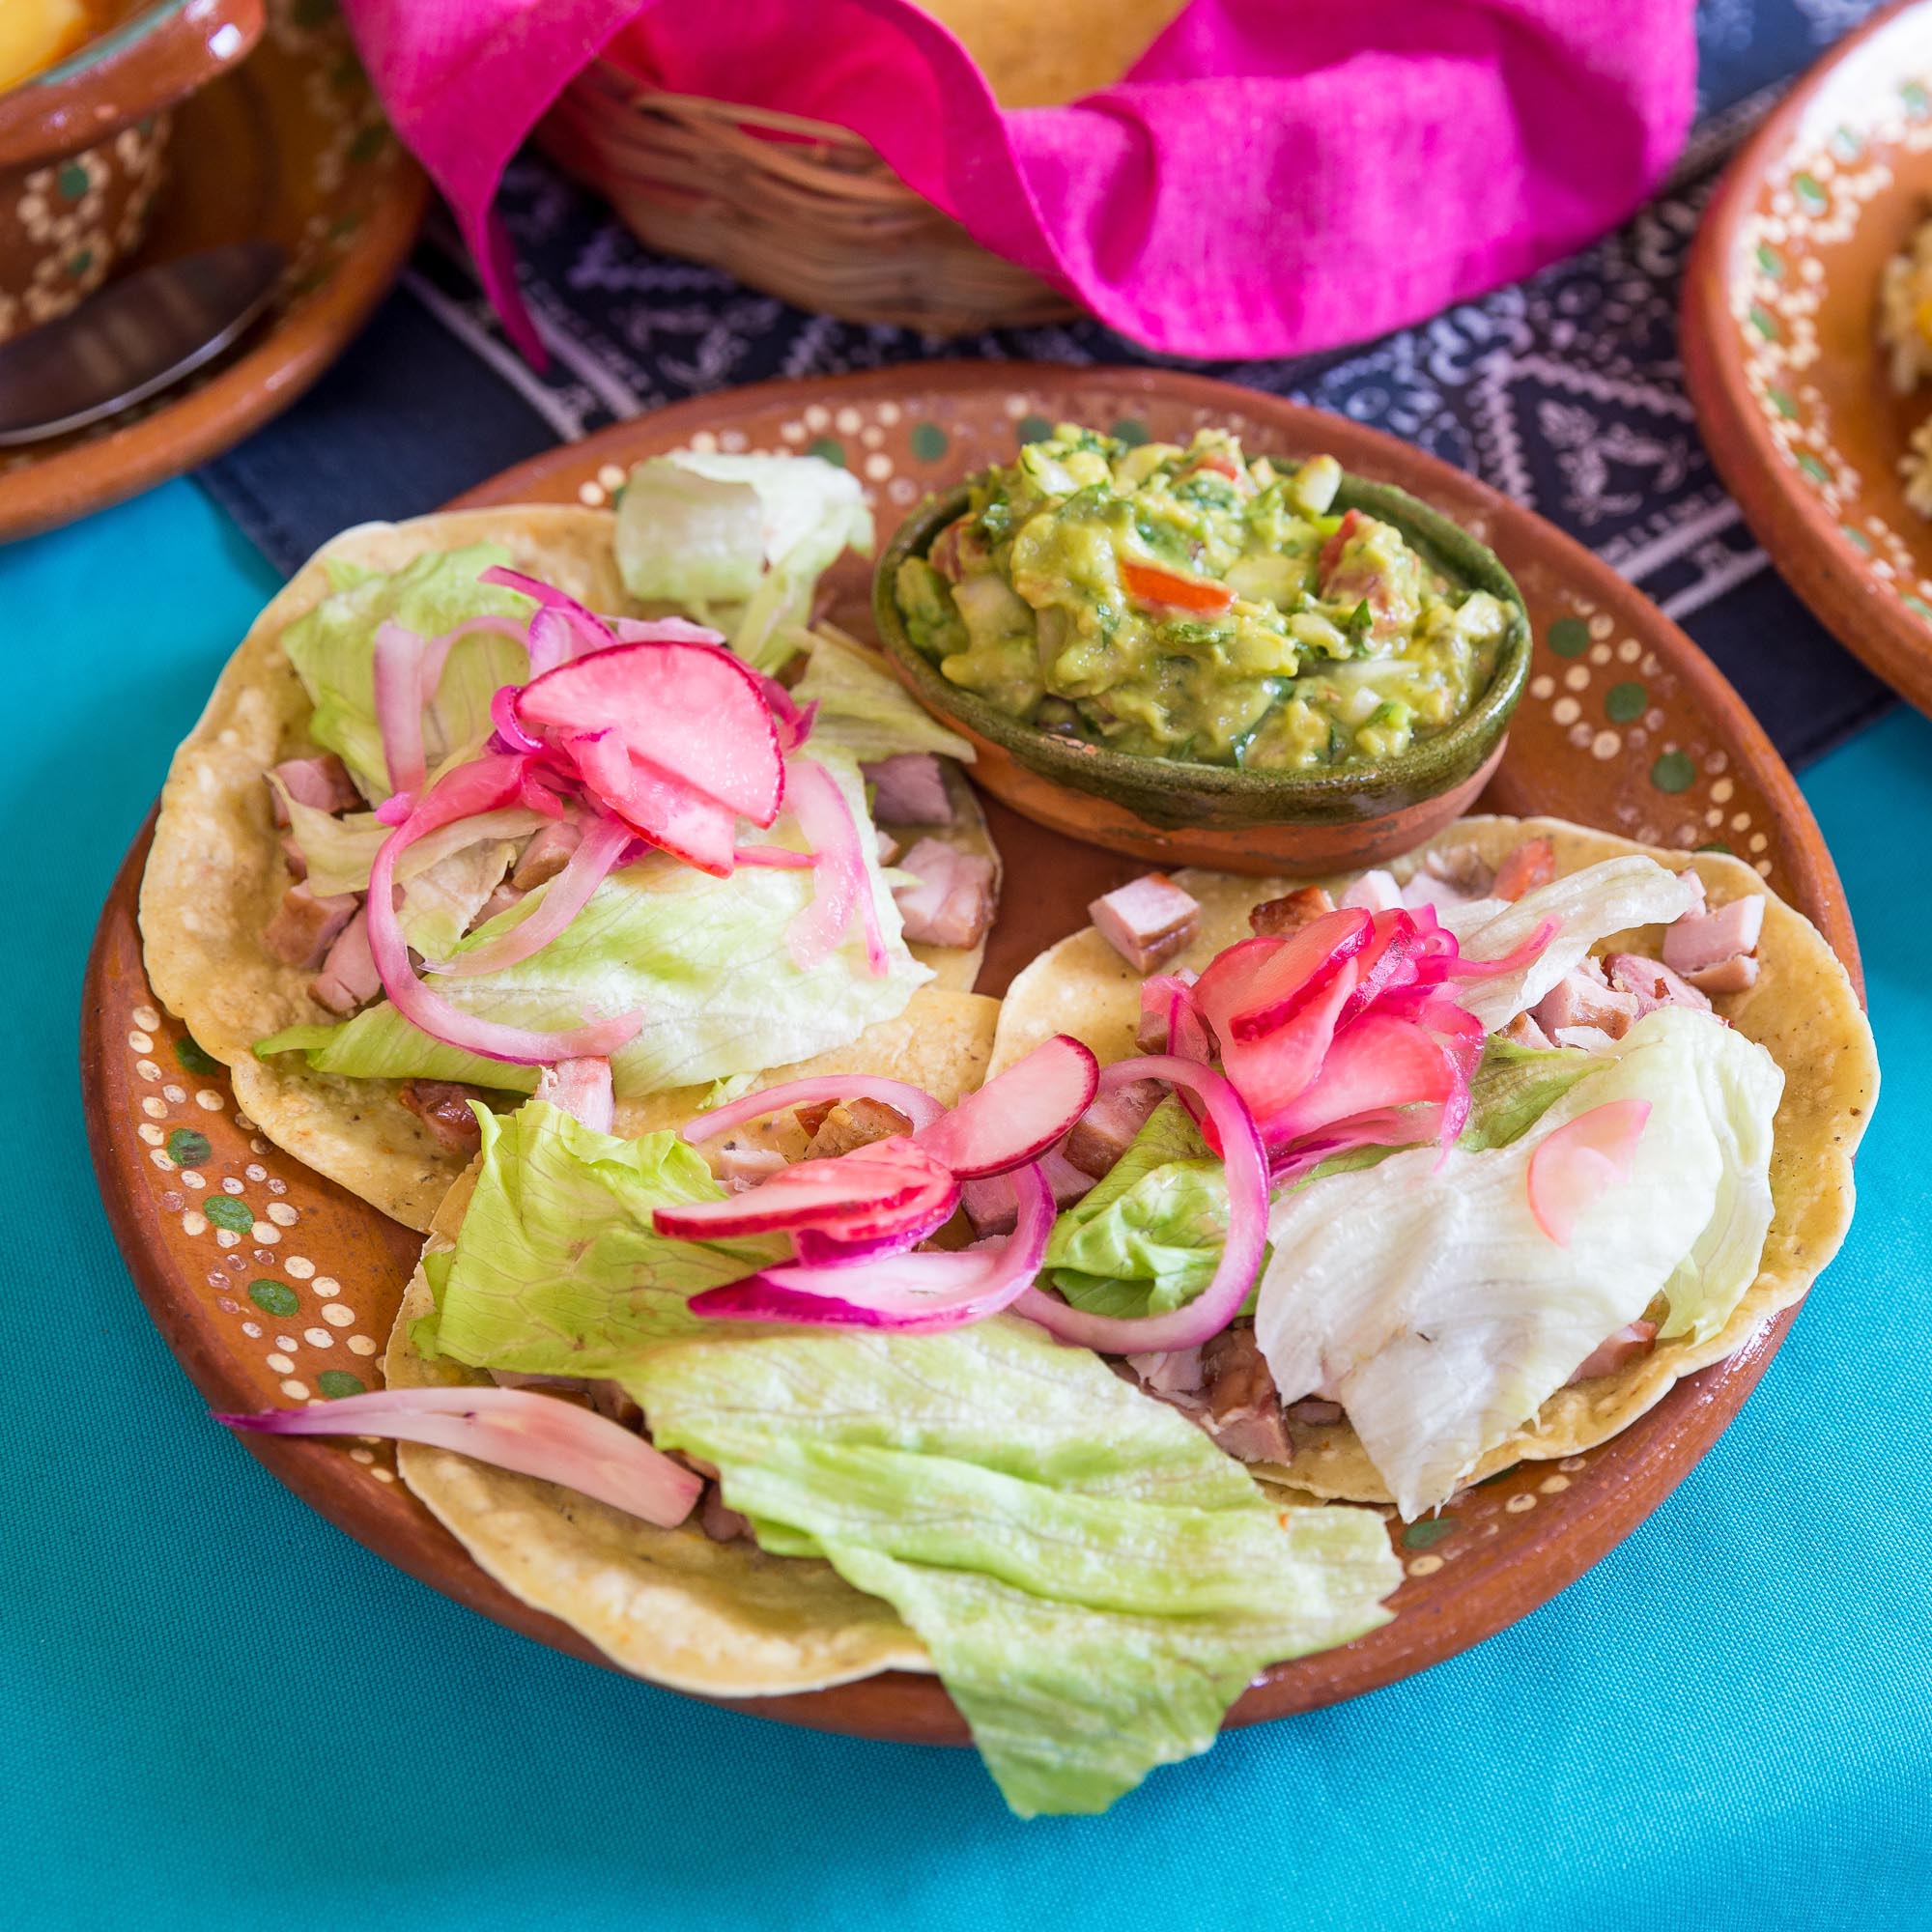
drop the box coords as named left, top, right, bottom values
left=341, top=0, right=1696, bottom=363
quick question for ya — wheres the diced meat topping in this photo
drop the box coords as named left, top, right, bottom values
left=1126, top=1348, right=1205, bottom=1399
left=1604, top=952, right=1712, bottom=1018
left=961, top=1149, right=1096, bottom=1236
left=791, top=1099, right=838, bottom=1138
left=1198, top=1324, right=1293, bottom=1465
left=1503, top=1011, right=1554, bottom=1051
left=1423, top=844, right=1495, bottom=896
left=1248, top=885, right=1335, bottom=936
left=1532, top=956, right=1640, bottom=1040
left=894, top=838, right=995, bottom=949
left=876, top=829, right=902, bottom=867
left=863, top=753, right=954, bottom=826
left=1566, top=1320, right=1659, bottom=1384
left=1090, top=873, right=1201, bottom=974
left=588, top=1379, right=643, bottom=1431
left=709, top=1141, right=790, bottom=1193
left=1662, top=895, right=1765, bottom=978
left=700, top=1484, right=752, bottom=1543
left=398, top=1079, right=489, bottom=1155
left=1063, top=1076, right=1167, bottom=1179
left=263, top=882, right=359, bottom=969
left=468, top=882, right=525, bottom=932
left=1492, top=837, right=1556, bottom=901
left=803, top=1096, right=914, bottom=1161
left=279, top=836, right=308, bottom=881
left=1340, top=868, right=1402, bottom=914
left=1685, top=953, right=1760, bottom=996
left=309, top=907, right=380, bottom=1015
left=511, top=819, right=582, bottom=891
left=268, top=753, right=359, bottom=827
left=1135, top=967, right=1200, bottom=1054
left=1286, top=1397, right=1344, bottom=1427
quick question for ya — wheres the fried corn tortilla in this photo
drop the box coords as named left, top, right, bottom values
left=990, top=815, right=1878, bottom=1505
left=140, top=509, right=998, bottom=1233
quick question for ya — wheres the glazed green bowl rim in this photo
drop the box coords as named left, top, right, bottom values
left=872, top=468, right=1532, bottom=818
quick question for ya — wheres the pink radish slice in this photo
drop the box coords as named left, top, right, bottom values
left=1526, top=1098, right=1652, bottom=1245
left=1448, top=917, right=1559, bottom=980
left=1257, top=1014, right=1459, bottom=1151
left=679, top=1075, right=943, bottom=1144
left=365, top=754, right=643, bottom=1065
left=691, top=1162, right=1054, bottom=1334
left=653, top=1138, right=956, bottom=1241
left=480, top=565, right=620, bottom=661
left=912, top=1034, right=1099, bottom=1179
left=1220, top=911, right=1373, bottom=1043
left=559, top=728, right=738, bottom=877
left=790, top=1194, right=961, bottom=1266
left=535, top=1057, right=614, bottom=1133
left=1208, top=958, right=1358, bottom=1136
left=216, top=1387, right=697, bottom=1526
left=428, top=812, right=633, bottom=976
left=1013, top=1056, right=1268, bottom=1355
left=784, top=756, right=889, bottom=976
left=1333, top=909, right=1427, bottom=1027
left=517, top=639, right=783, bottom=827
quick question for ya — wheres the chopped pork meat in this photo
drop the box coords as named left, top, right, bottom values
left=1604, top=952, right=1712, bottom=1017
left=309, top=907, right=379, bottom=1014
left=1126, top=1348, right=1205, bottom=1399
left=1492, top=837, right=1556, bottom=901
left=1286, top=1397, right=1345, bottom=1427
left=876, top=829, right=902, bottom=867
left=588, top=1379, right=643, bottom=1430
left=268, top=753, right=359, bottom=826
left=1532, top=956, right=1640, bottom=1040
left=804, top=1096, right=914, bottom=1161
left=1662, top=895, right=1764, bottom=978
left=893, top=838, right=995, bottom=949
left=1685, top=953, right=1760, bottom=996
left=279, top=836, right=308, bottom=881
left=1198, top=1324, right=1293, bottom=1465
left=398, top=1079, right=489, bottom=1155
left=1566, top=1320, right=1659, bottom=1384
left=511, top=819, right=582, bottom=890
left=1063, top=1077, right=1166, bottom=1179
left=700, top=1485, right=752, bottom=1543
left=709, top=1141, right=789, bottom=1193
left=469, top=882, right=525, bottom=931
left=1089, top=873, right=1201, bottom=973
left=1135, top=967, right=1200, bottom=1054
left=1423, top=844, right=1496, bottom=896
left=1340, top=868, right=1402, bottom=914
left=1248, top=885, right=1335, bottom=936
left=961, top=1149, right=1096, bottom=1236
left=263, top=882, right=358, bottom=969
left=863, top=753, right=954, bottom=826
left=1503, top=1011, right=1555, bottom=1051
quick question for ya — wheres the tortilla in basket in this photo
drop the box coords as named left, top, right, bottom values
left=988, top=815, right=1878, bottom=1505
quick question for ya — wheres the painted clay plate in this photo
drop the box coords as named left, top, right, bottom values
left=1683, top=0, right=1932, bottom=716
left=84, top=364, right=1861, bottom=1744
left=0, top=0, right=425, bottom=543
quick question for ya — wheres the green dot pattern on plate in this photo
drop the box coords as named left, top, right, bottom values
left=1797, top=452, right=1831, bottom=486
left=1748, top=302, right=1779, bottom=341
left=1696, top=840, right=1733, bottom=856
left=1605, top=681, right=1646, bottom=724
left=808, top=436, right=844, bottom=467
left=1755, top=243, right=1783, bottom=278
left=909, top=421, right=948, bottom=463
left=1016, top=413, right=1052, bottom=445
left=204, top=1196, right=254, bottom=1235
left=173, top=1036, right=219, bottom=1075
left=1905, top=80, right=1930, bottom=117
left=1766, top=386, right=1797, bottom=420
left=248, top=1280, right=298, bottom=1318
left=317, top=1371, right=367, bottom=1400
left=56, top=161, right=87, bottom=199
left=1402, top=1518, right=1459, bottom=1551
left=165, top=1128, right=211, bottom=1168
left=1651, top=751, right=1696, bottom=793
left=1794, top=173, right=1826, bottom=211
left=347, top=126, right=388, bottom=166
left=67, top=250, right=93, bottom=280
left=1840, top=526, right=1872, bottom=553
left=1905, top=595, right=1932, bottom=624
left=1110, top=417, right=1151, bottom=447
left=1833, top=127, right=1862, bottom=160
left=1548, top=616, right=1590, bottom=658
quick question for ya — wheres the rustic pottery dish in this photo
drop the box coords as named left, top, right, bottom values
left=873, top=474, right=1530, bottom=874
left=1683, top=0, right=1932, bottom=717
left=85, top=363, right=1861, bottom=1745
left=0, top=0, right=425, bottom=543
left=0, top=0, right=263, bottom=344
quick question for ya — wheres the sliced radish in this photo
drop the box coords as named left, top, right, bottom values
left=217, top=1386, right=698, bottom=1527
left=912, top=1035, right=1099, bottom=1179
left=691, top=1162, right=1054, bottom=1335
left=652, top=1138, right=955, bottom=1241
left=1256, top=1013, right=1458, bottom=1150
left=517, top=639, right=783, bottom=828
left=1217, top=911, right=1372, bottom=1043
left=679, top=1075, right=944, bottom=1144
left=784, top=756, right=889, bottom=977
left=1207, top=958, right=1359, bottom=1133
left=1526, top=1098, right=1652, bottom=1246
left=558, top=728, right=738, bottom=877
left=1333, top=908, right=1427, bottom=1026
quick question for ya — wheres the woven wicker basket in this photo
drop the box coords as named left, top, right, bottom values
left=536, top=58, right=1078, bottom=333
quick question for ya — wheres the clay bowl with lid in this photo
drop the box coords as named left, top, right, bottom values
left=0, top=0, right=263, bottom=341
left=872, top=470, right=1532, bottom=877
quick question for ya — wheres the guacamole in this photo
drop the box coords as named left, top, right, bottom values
left=895, top=425, right=1510, bottom=772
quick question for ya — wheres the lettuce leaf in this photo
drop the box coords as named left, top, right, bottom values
left=414, top=1101, right=780, bottom=1371
left=270, top=790, right=550, bottom=900
left=280, top=544, right=534, bottom=801
left=395, top=839, right=515, bottom=962
left=624, top=1318, right=1400, bottom=1815
left=257, top=751, right=927, bottom=1098
left=1253, top=1007, right=1783, bottom=1518
left=791, top=627, right=976, bottom=764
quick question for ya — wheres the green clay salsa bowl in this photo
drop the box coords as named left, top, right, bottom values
left=873, top=471, right=1532, bottom=876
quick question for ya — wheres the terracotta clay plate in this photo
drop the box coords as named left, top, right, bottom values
left=0, top=0, right=426, bottom=544
left=1683, top=0, right=1932, bottom=717
left=84, top=363, right=1861, bottom=1745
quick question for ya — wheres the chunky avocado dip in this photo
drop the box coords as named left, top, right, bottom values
left=895, top=425, right=1511, bottom=771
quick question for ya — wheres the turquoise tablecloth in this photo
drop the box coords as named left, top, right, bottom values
left=5, top=479, right=1928, bottom=1930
